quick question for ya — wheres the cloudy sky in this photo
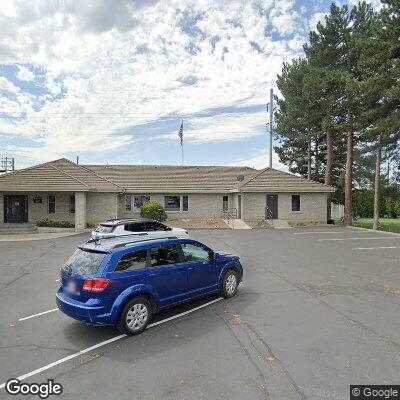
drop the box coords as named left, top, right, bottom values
left=0, top=0, right=380, bottom=170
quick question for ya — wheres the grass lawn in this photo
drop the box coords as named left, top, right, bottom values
left=353, top=218, right=400, bottom=233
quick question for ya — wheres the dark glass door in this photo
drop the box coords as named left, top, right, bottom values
left=4, top=195, right=28, bottom=223
left=266, top=194, right=278, bottom=219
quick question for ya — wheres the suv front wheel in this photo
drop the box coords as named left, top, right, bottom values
left=221, top=269, right=238, bottom=298
left=117, top=296, right=152, bottom=335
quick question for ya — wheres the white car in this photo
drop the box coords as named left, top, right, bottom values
left=91, top=219, right=189, bottom=240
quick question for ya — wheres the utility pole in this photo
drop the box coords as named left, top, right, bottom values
left=269, top=88, right=273, bottom=169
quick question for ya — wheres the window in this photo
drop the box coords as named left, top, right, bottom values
left=145, top=221, right=167, bottom=231
left=125, top=195, right=132, bottom=211
left=164, top=196, right=180, bottom=211
left=63, top=249, right=106, bottom=276
left=183, top=195, right=188, bottom=212
left=223, top=195, right=228, bottom=212
left=148, top=245, right=181, bottom=267
left=70, top=195, right=75, bottom=214
left=125, top=222, right=146, bottom=232
left=95, top=224, right=114, bottom=233
left=48, top=195, right=55, bottom=214
left=292, top=195, right=301, bottom=212
left=134, top=195, right=150, bottom=209
left=181, top=243, right=211, bottom=263
left=115, top=250, right=147, bottom=272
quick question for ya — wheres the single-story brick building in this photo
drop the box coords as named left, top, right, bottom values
left=0, top=158, right=335, bottom=230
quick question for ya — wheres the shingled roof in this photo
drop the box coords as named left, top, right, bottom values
left=86, top=164, right=255, bottom=193
left=239, top=168, right=335, bottom=193
left=0, top=159, right=335, bottom=193
left=0, top=158, right=122, bottom=192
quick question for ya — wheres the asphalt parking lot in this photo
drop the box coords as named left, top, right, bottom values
left=1, top=227, right=400, bottom=400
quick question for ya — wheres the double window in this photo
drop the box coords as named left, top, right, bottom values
left=292, top=195, right=301, bottom=212
left=48, top=195, right=56, bottom=214
left=164, top=195, right=189, bottom=212
left=113, top=243, right=212, bottom=272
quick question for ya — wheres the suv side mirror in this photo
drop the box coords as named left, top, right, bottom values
left=210, top=251, right=219, bottom=260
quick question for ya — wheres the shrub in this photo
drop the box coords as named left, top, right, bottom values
left=36, top=219, right=75, bottom=228
left=140, top=200, right=167, bottom=221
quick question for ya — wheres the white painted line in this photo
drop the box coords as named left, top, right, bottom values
left=352, top=246, right=400, bottom=250
left=294, top=231, right=373, bottom=235
left=18, top=308, right=59, bottom=322
left=0, top=297, right=222, bottom=389
left=318, top=237, right=400, bottom=241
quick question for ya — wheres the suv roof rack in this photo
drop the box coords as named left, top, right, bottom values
left=112, top=236, right=179, bottom=249
left=86, top=232, right=148, bottom=244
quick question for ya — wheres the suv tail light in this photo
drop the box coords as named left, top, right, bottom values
left=82, top=278, right=111, bottom=292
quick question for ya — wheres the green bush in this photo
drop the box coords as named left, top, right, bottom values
left=36, top=219, right=75, bottom=228
left=140, top=200, right=167, bottom=221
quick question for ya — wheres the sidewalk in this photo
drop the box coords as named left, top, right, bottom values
left=0, top=231, right=86, bottom=242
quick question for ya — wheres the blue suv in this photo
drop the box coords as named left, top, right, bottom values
left=56, top=236, right=243, bottom=335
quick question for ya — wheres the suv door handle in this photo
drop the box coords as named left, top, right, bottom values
left=148, top=273, right=158, bottom=277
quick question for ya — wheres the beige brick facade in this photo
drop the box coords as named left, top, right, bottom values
left=242, top=192, right=328, bottom=222
left=118, top=193, right=235, bottom=220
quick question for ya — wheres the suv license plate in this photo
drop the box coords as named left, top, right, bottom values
left=66, top=281, right=77, bottom=294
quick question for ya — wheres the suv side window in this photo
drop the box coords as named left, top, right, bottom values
left=125, top=223, right=145, bottom=232
left=181, top=243, right=211, bottom=263
left=115, top=250, right=147, bottom=272
left=148, top=245, right=181, bottom=267
left=145, top=222, right=167, bottom=231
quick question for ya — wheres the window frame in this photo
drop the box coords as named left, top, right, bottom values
left=48, top=195, right=56, bottom=214
left=182, top=195, right=189, bottom=212
left=222, top=195, right=229, bottom=212
left=134, top=195, right=150, bottom=210
left=124, top=195, right=132, bottom=212
left=164, top=195, right=181, bottom=212
left=114, top=249, right=147, bottom=273
left=181, top=242, right=212, bottom=263
left=146, top=244, right=184, bottom=268
left=69, top=195, right=75, bottom=214
left=291, top=194, right=301, bottom=212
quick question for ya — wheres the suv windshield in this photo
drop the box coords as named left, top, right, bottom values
left=63, top=249, right=106, bottom=276
left=95, top=225, right=114, bottom=233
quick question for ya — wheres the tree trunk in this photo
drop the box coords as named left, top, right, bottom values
left=307, top=138, right=311, bottom=180
left=344, top=127, right=354, bottom=226
left=315, top=134, right=319, bottom=180
left=325, top=130, right=334, bottom=221
left=373, top=134, right=383, bottom=230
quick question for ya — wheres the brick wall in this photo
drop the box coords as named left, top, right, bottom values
left=118, top=193, right=234, bottom=219
left=242, top=192, right=328, bottom=222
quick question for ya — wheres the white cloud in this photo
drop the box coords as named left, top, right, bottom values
left=16, top=65, right=35, bottom=81
left=0, top=0, right=320, bottom=167
left=233, top=148, right=289, bottom=171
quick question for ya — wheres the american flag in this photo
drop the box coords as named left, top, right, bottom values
left=178, top=120, right=183, bottom=145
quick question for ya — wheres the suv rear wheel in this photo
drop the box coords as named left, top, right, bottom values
left=221, top=269, right=238, bottom=298
left=117, top=296, right=152, bottom=335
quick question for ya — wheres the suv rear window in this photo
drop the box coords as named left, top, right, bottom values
left=95, top=225, right=114, bottom=233
left=63, top=249, right=106, bottom=276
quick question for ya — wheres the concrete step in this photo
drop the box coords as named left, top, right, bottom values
left=270, top=219, right=292, bottom=229
left=227, top=219, right=252, bottom=230
left=0, top=224, right=38, bottom=234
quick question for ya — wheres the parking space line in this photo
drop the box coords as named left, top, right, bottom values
left=0, top=297, right=222, bottom=389
left=352, top=246, right=400, bottom=250
left=18, top=308, right=59, bottom=322
left=294, top=231, right=370, bottom=235
left=318, top=237, right=400, bottom=241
